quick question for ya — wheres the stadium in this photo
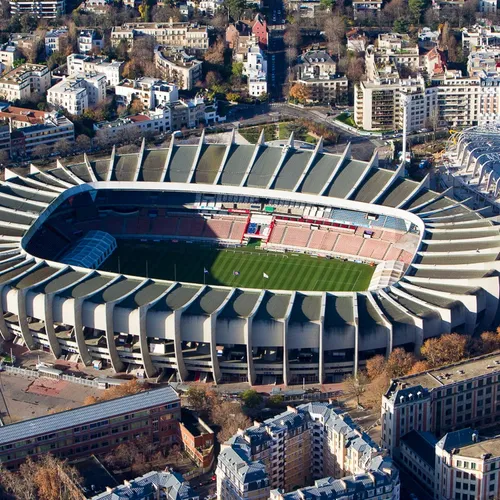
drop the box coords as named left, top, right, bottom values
left=0, top=130, right=499, bottom=385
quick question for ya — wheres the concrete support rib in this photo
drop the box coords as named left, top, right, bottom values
left=187, top=130, right=205, bottom=184
left=107, top=146, right=116, bottom=182
left=133, top=138, right=146, bottom=182
left=346, top=151, right=377, bottom=200
left=0, top=180, right=56, bottom=203
left=320, top=142, right=351, bottom=196
left=135, top=283, right=177, bottom=379
left=210, top=289, right=235, bottom=384
left=408, top=186, right=453, bottom=213
left=266, top=141, right=291, bottom=190
left=367, top=292, right=393, bottom=356
left=283, top=292, right=296, bottom=387
left=246, top=291, right=265, bottom=385
left=74, top=275, right=122, bottom=366
left=319, top=292, right=326, bottom=384
left=161, top=135, right=176, bottom=183
left=353, top=293, right=359, bottom=375
left=17, top=175, right=64, bottom=194
left=83, top=153, right=98, bottom=182
left=371, top=163, right=404, bottom=204
left=31, top=164, right=73, bottom=189
left=0, top=284, right=13, bottom=341
left=213, top=130, right=234, bottom=185
left=105, top=279, right=149, bottom=373
left=58, top=164, right=85, bottom=186
left=379, top=289, right=423, bottom=354
left=293, top=137, right=323, bottom=192
left=396, top=174, right=428, bottom=209
left=239, top=129, right=264, bottom=187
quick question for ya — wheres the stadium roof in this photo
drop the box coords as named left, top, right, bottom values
left=60, top=230, right=117, bottom=269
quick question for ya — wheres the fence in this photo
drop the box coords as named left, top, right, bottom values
left=1, top=364, right=104, bottom=389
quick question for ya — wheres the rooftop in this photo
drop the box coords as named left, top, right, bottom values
left=458, top=435, right=500, bottom=459
left=0, top=386, right=179, bottom=446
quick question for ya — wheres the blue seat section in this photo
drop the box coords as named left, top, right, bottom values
left=328, top=208, right=407, bottom=231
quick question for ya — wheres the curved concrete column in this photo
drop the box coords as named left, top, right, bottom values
left=17, top=288, right=36, bottom=349
left=0, top=285, right=12, bottom=341
left=43, top=293, right=62, bottom=358
left=171, top=310, right=188, bottom=382
left=73, top=297, right=93, bottom=366
left=104, top=302, right=125, bottom=373
left=283, top=292, right=296, bottom=387
left=245, top=291, right=265, bottom=385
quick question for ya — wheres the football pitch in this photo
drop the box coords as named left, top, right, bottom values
left=100, top=240, right=375, bottom=292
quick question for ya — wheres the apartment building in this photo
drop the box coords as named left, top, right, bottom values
left=294, top=50, right=348, bottom=104
left=111, top=22, right=210, bottom=52
left=78, top=29, right=103, bottom=55
left=270, top=457, right=400, bottom=500
left=352, top=0, right=383, bottom=18
left=0, top=386, right=181, bottom=469
left=0, top=44, right=20, bottom=73
left=0, top=121, right=11, bottom=156
left=67, top=54, right=123, bottom=86
left=9, top=0, right=65, bottom=18
left=284, top=0, right=322, bottom=18
left=243, top=45, right=268, bottom=97
left=187, top=0, right=223, bottom=15
left=45, top=28, right=69, bottom=56
left=170, top=96, right=220, bottom=129
left=154, top=48, right=202, bottom=90
left=0, top=104, right=75, bottom=157
left=0, top=63, right=51, bottom=102
left=217, top=403, right=385, bottom=497
left=217, top=439, right=270, bottom=500
left=179, top=409, right=215, bottom=470
left=115, top=78, right=179, bottom=110
left=463, top=24, right=500, bottom=51
left=92, top=470, right=199, bottom=500
left=381, top=352, right=500, bottom=460
left=9, top=32, right=44, bottom=57
left=47, top=73, right=106, bottom=115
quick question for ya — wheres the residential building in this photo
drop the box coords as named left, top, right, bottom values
left=217, top=439, right=270, bottom=500
left=352, top=0, right=383, bottom=19
left=0, top=63, right=50, bottom=102
left=9, top=32, right=44, bottom=58
left=225, top=20, right=251, bottom=50
left=381, top=352, right=500, bottom=459
left=111, top=22, right=210, bottom=52
left=243, top=45, right=268, bottom=97
left=284, top=0, right=322, bottom=18
left=462, top=24, right=500, bottom=51
left=0, top=386, right=181, bottom=469
left=270, top=458, right=400, bottom=499
left=419, top=27, right=440, bottom=49
left=468, top=50, right=500, bottom=76
left=0, top=104, right=75, bottom=157
left=94, top=107, right=172, bottom=140
left=47, top=73, right=106, bottom=115
left=45, top=28, right=69, bottom=56
left=91, top=470, right=199, bottom=500
left=67, top=54, right=124, bottom=86
left=0, top=44, right=20, bottom=73
left=217, top=403, right=399, bottom=498
left=347, top=29, right=368, bottom=53
left=0, top=121, right=11, bottom=156
left=187, top=0, right=223, bottom=15
left=115, top=78, right=179, bottom=110
left=170, top=96, right=220, bottom=129
left=251, top=14, right=267, bottom=49
left=80, top=0, right=111, bottom=14
left=154, top=48, right=203, bottom=90
left=294, top=50, right=348, bottom=104
left=78, top=29, right=103, bottom=54
left=122, top=0, right=141, bottom=8
left=399, top=430, right=438, bottom=498
left=9, top=0, right=65, bottom=18
left=179, top=409, right=215, bottom=470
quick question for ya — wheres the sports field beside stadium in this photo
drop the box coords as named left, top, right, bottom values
left=101, top=240, right=375, bottom=292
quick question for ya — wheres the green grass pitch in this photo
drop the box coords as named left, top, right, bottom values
left=101, top=240, right=375, bottom=292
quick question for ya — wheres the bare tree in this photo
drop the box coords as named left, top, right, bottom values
left=343, top=371, right=369, bottom=406
left=324, top=17, right=345, bottom=58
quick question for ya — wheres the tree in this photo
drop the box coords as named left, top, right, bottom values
left=343, top=371, right=369, bottom=406
left=150, top=5, right=182, bottom=22
left=406, top=360, right=430, bottom=375
left=223, top=0, right=245, bottom=20
left=129, top=97, right=145, bottom=115
left=408, top=0, right=425, bottom=23
left=386, top=348, right=416, bottom=378
left=75, top=134, right=91, bottom=152
left=393, top=18, right=410, bottom=34
left=210, top=400, right=251, bottom=443
left=324, top=17, right=345, bottom=57
left=0, top=455, right=83, bottom=500
left=480, top=331, right=500, bottom=353
left=268, top=394, right=284, bottom=407
left=241, top=389, right=263, bottom=408
left=32, top=143, right=52, bottom=158
left=84, top=379, right=148, bottom=406
left=205, top=37, right=225, bottom=66
left=54, top=139, right=73, bottom=156
left=420, top=333, right=468, bottom=368
left=366, top=354, right=386, bottom=380
left=0, top=149, right=9, bottom=165
left=364, top=373, right=390, bottom=410
left=205, top=70, right=223, bottom=89
left=289, top=83, right=310, bottom=103
left=185, top=385, right=212, bottom=414
left=284, top=24, right=302, bottom=50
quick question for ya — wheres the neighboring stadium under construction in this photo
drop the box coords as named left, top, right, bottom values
left=0, top=131, right=499, bottom=385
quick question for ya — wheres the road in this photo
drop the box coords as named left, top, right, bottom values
left=226, top=102, right=380, bottom=161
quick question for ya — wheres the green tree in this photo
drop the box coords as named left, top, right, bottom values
left=232, top=61, right=244, bottom=77
left=408, top=0, right=425, bottom=23
left=185, top=385, right=211, bottom=414
left=223, top=0, right=245, bottom=19
left=393, top=18, right=409, bottom=34
left=241, top=389, right=263, bottom=408
left=268, top=394, right=284, bottom=407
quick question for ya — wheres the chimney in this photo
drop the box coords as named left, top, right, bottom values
left=472, top=432, right=479, bottom=443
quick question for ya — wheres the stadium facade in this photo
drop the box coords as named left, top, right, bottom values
left=0, top=130, right=499, bottom=385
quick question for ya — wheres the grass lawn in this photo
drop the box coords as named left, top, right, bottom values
left=101, top=240, right=375, bottom=292
left=336, top=112, right=357, bottom=128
